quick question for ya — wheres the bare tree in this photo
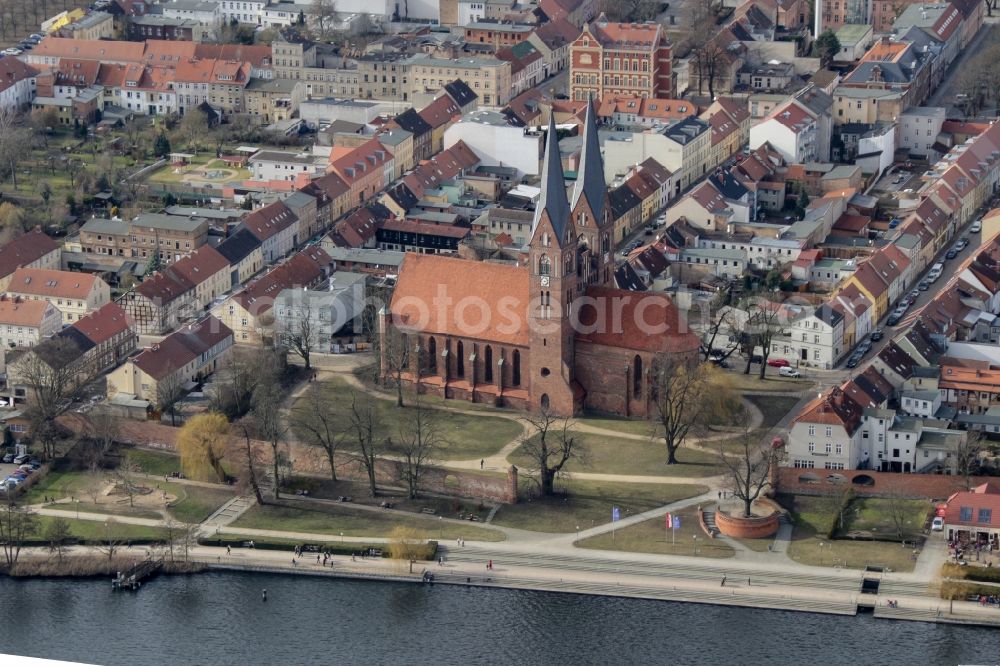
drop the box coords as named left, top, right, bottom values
left=739, top=296, right=786, bottom=379
left=0, top=501, right=37, bottom=569
left=650, top=355, right=733, bottom=465
left=235, top=423, right=267, bottom=505
left=394, top=394, right=444, bottom=499
left=14, top=337, right=98, bottom=460
left=213, top=346, right=283, bottom=418
left=381, top=326, right=410, bottom=408
left=251, top=383, right=287, bottom=501
left=520, top=408, right=582, bottom=496
left=156, top=373, right=186, bottom=427
left=310, top=0, right=338, bottom=40
left=953, top=430, right=984, bottom=490
left=717, top=408, right=778, bottom=518
left=114, top=453, right=144, bottom=508
left=0, top=109, right=31, bottom=190
left=96, top=518, right=121, bottom=564
left=294, top=385, right=347, bottom=482
left=45, top=517, right=72, bottom=564
left=280, top=304, right=319, bottom=371
left=349, top=392, right=381, bottom=497
left=699, top=297, right=743, bottom=362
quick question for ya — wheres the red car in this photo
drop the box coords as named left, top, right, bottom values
left=767, top=358, right=790, bottom=368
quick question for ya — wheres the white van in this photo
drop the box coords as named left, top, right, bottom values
left=778, top=367, right=801, bottom=378
left=971, top=220, right=982, bottom=233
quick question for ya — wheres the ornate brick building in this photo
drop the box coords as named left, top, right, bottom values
left=568, top=15, right=673, bottom=102
left=382, top=103, right=698, bottom=417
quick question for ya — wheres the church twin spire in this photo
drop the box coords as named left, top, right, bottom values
left=530, top=96, right=605, bottom=248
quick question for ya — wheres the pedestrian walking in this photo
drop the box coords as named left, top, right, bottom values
left=317, top=554, right=320, bottom=564
left=226, top=546, right=231, bottom=555
left=747, top=576, right=751, bottom=587
left=292, top=558, right=297, bottom=566
left=439, top=557, right=443, bottom=566
left=480, top=459, right=484, bottom=470
left=488, top=559, right=493, bottom=570
left=717, top=491, right=721, bottom=499
left=721, top=575, right=726, bottom=587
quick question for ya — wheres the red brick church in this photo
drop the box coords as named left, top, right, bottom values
left=381, top=101, right=698, bottom=417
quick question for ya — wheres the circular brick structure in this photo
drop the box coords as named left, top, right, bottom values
left=715, top=506, right=780, bottom=539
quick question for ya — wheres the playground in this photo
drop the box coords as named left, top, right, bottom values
left=147, top=153, right=250, bottom=187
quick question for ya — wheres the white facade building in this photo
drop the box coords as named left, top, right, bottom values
left=443, top=110, right=541, bottom=178
left=899, top=107, right=946, bottom=158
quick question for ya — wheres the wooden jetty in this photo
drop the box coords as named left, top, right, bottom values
left=112, top=559, right=163, bottom=591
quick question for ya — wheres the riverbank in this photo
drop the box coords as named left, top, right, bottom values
left=16, top=542, right=998, bottom=629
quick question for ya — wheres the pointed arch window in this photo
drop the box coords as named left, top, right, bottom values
left=633, top=355, right=643, bottom=399
left=485, top=346, right=493, bottom=383
left=428, top=336, right=437, bottom=373
left=512, top=350, right=521, bottom=386
left=539, top=254, right=552, bottom=276
left=457, top=341, right=465, bottom=378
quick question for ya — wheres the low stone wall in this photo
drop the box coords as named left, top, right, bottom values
left=775, top=467, right=993, bottom=500
left=715, top=509, right=779, bottom=539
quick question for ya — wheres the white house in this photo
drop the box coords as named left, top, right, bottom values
left=274, top=272, right=367, bottom=349
left=769, top=302, right=846, bottom=369
left=786, top=387, right=864, bottom=471
left=444, top=110, right=541, bottom=178
left=0, top=57, right=37, bottom=111
left=249, top=150, right=328, bottom=182
left=0, top=298, right=62, bottom=349
left=220, top=0, right=267, bottom=23
left=899, top=107, right=946, bottom=158
left=749, top=101, right=819, bottom=164
left=161, top=0, right=222, bottom=25
left=900, top=389, right=942, bottom=418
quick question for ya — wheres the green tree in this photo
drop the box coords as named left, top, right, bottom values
left=153, top=132, right=172, bottom=158
left=162, top=192, right=178, bottom=207
left=814, top=30, right=841, bottom=62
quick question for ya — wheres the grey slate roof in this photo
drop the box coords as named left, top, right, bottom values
left=532, top=114, right=571, bottom=245
left=571, top=96, right=607, bottom=222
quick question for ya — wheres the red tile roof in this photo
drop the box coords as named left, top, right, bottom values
left=0, top=229, right=59, bottom=279
left=231, top=247, right=331, bottom=315
left=945, top=485, right=1000, bottom=528
left=576, top=286, right=698, bottom=353
left=793, top=387, right=864, bottom=434
left=132, top=316, right=232, bottom=380
left=241, top=201, right=297, bottom=242
left=167, top=246, right=229, bottom=287
left=7, top=268, right=103, bottom=300
left=72, top=302, right=133, bottom=345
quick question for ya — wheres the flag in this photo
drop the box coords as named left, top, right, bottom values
left=666, top=513, right=673, bottom=529
left=673, top=516, right=681, bottom=530
left=612, top=506, right=620, bottom=522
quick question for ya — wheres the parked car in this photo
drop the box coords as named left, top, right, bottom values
left=932, top=517, right=944, bottom=531
left=870, top=329, right=884, bottom=341
left=857, top=340, right=872, bottom=354
left=971, top=220, right=982, bottom=233
left=13, top=454, right=29, bottom=465
left=1, top=452, right=13, bottom=463
left=887, top=311, right=904, bottom=326
left=778, top=367, right=801, bottom=378
left=918, top=280, right=931, bottom=291
left=767, top=358, right=790, bottom=368
left=909, top=289, right=920, bottom=301
left=945, top=248, right=959, bottom=260
left=957, top=237, right=969, bottom=250
left=750, top=354, right=763, bottom=364
left=845, top=353, right=863, bottom=369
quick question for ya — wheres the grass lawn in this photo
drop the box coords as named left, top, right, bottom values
left=724, top=372, right=815, bottom=393
left=780, top=495, right=922, bottom=573
left=127, top=449, right=181, bottom=477
left=20, top=469, right=101, bottom=505
left=578, top=507, right=734, bottom=558
left=743, top=394, right=801, bottom=429
left=507, top=432, right=723, bottom=477
left=490, top=480, right=708, bottom=533
left=232, top=502, right=506, bottom=542
left=35, top=516, right=170, bottom=543
left=167, top=485, right=237, bottom=524
left=297, top=376, right=524, bottom=460
left=576, top=414, right=655, bottom=437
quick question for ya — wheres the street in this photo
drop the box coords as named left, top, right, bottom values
left=927, top=20, right=999, bottom=114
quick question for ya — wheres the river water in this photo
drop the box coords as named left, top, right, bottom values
left=2, top=572, right=999, bottom=665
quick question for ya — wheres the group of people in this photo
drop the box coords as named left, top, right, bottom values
left=886, top=599, right=900, bottom=608
left=977, top=595, right=1000, bottom=607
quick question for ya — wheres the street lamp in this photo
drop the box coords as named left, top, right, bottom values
left=439, top=515, right=443, bottom=538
